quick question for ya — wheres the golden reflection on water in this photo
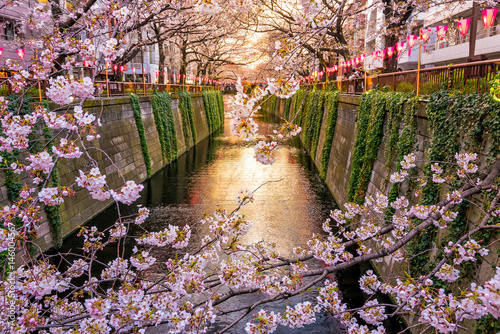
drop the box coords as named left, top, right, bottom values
left=180, top=113, right=330, bottom=257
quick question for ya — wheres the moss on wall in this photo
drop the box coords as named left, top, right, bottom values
left=151, top=92, right=178, bottom=162
left=130, top=94, right=152, bottom=177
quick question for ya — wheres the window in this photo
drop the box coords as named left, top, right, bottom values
left=2, top=20, right=16, bottom=40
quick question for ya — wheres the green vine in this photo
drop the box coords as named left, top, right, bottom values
left=178, top=91, right=197, bottom=145
left=284, top=97, right=292, bottom=120
left=475, top=314, right=500, bottom=334
left=319, top=91, right=339, bottom=179
left=130, top=94, right=152, bottom=177
left=216, top=90, right=225, bottom=124
left=202, top=90, right=222, bottom=132
left=40, top=100, right=63, bottom=248
left=407, top=90, right=500, bottom=278
left=151, top=92, right=178, bottom=163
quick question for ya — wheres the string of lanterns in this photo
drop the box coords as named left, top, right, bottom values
left=309, top=7, right=498, bottom=79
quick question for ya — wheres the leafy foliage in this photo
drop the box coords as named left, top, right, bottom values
left=319, top=91, right=340, bottom=179
left=151, top=92, right=178, bottom=163
left=202, top=90, right=223, bottom=132
left=130, top=94, right=152, bottom=177
left=178, top=91, right=197, bottom=145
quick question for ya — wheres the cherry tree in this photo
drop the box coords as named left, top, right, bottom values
left=0, top=0, right=499, bottom=333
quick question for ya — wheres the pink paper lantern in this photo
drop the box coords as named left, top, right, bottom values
left=456, top=18, right=471, bottom=37
left=395, top=42, right=405, bottom=56
left=436, top=25, right=448, bottom=40
left=371, top=51, right=378, bottom=60
left=482, top=8, right=498, bottom=28
left=386, top=46, right=395, bottom=58
left=16, top=48, right=25, bottom=60
left=407, top=35, right=417, bottom=56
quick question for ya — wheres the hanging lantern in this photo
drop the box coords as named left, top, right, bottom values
left=143, top=68, right=147, bottom=73
left=120, top=65, right=124, bottom=73
left=436, top=25, right=448, bottom=48
left=113, top=65, right=118, bottom=72
left=436, top=25, right=448, bottom=40
left=456, top=18, right=471, bottom=37
left=371, top=51, right=378, bottom=60
left=482, top=8, right=498, bottom=28
left=379, top=49, right=386, bottom=60
left=421, top=28, right=432, bottom=42
left=16, top=48, right=25, bottom=60
left=360, top=53, right=366, bottom=62
left=420, top=28, right=432, bottom=51
left=407, top=35, right=418, bottom=56
left=132, top=67, right=136, bottom=74
left=395, top=42, right=405, bottom=56
left=355, top=57, right=360, bottom=66
left=386, top=46, right=395, bottom=58
left=0, top=47, right=3, bottom=58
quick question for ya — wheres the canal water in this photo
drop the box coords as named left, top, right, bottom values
left=55, top=99, right=404, bottom=333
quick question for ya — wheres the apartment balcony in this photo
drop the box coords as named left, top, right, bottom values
left=422, top=27, right=500, bottom=66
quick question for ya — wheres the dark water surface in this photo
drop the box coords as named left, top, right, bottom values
left=56, top=99, right=404, bottom=333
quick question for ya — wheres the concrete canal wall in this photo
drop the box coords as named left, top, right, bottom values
left=1, top=92, right=223, bottom=257
left=266, top=91, right=500, bottom=333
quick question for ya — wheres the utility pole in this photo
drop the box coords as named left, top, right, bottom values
left=468, top=2, right=478, bottom=60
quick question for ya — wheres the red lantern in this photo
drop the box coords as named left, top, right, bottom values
left=395, top=42, right=405, bottom=56
left=436, top=25, right=448, bottom=40
left=143, top=68, right=146, bottom=73
left=379, top=49, right=386, bottom=60
left=407, top=35, right=417, bottom=56
left=421, top=28, right=432, bottom=43
left=16, top=48, right=25, bottom=60
left=371, top=51, right=378, bottom=60
left=386, top=46, right=394, bottom=58
left=120, top=65, right=124, bottom=72
left=482, top=8, right=498, bottom=28
left=105, top=61, right=111, bottom=69
left=132, top=67, right=136, bottom=74
left=456, top=18, right=471, bottom=37
left=360, top=54, right=366, bottom=62
left=355, top=57, right=360, bottom=66
left=0, top=47, right=3, bottom=58
left=113, top=65, right=118, bottom=72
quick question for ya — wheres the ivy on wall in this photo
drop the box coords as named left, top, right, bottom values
left=216, top=91, right=225, bottom=124
left=284, top=97, right=292, bottom=120
left=407, top=91, right=500, bottom=282
left=202, top=90, right=222, bottom=132
left=303, top=90, right=323, bottom=154
left=319, top=91, right=340, bottom=179
left=178, top=91, right=197, bottom=145
left=40, top=100, right=63, bottom=248
left=130, top=94, right=152, bottom=177
left=292, top=88, right=305, bottom=120
left=151, top=92, right=178, bottom=163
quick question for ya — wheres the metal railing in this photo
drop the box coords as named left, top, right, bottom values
left=0, top=78, right=220, bottom=101
left=308, top=59, right=500, bottom=95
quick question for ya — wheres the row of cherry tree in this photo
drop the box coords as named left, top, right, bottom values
left=0, top=0, right=499, bottom=333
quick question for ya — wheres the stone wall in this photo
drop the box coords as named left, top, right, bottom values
left=8, top=93, right=211, bottom=257
left=267, top=93, right=499, bottom=333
